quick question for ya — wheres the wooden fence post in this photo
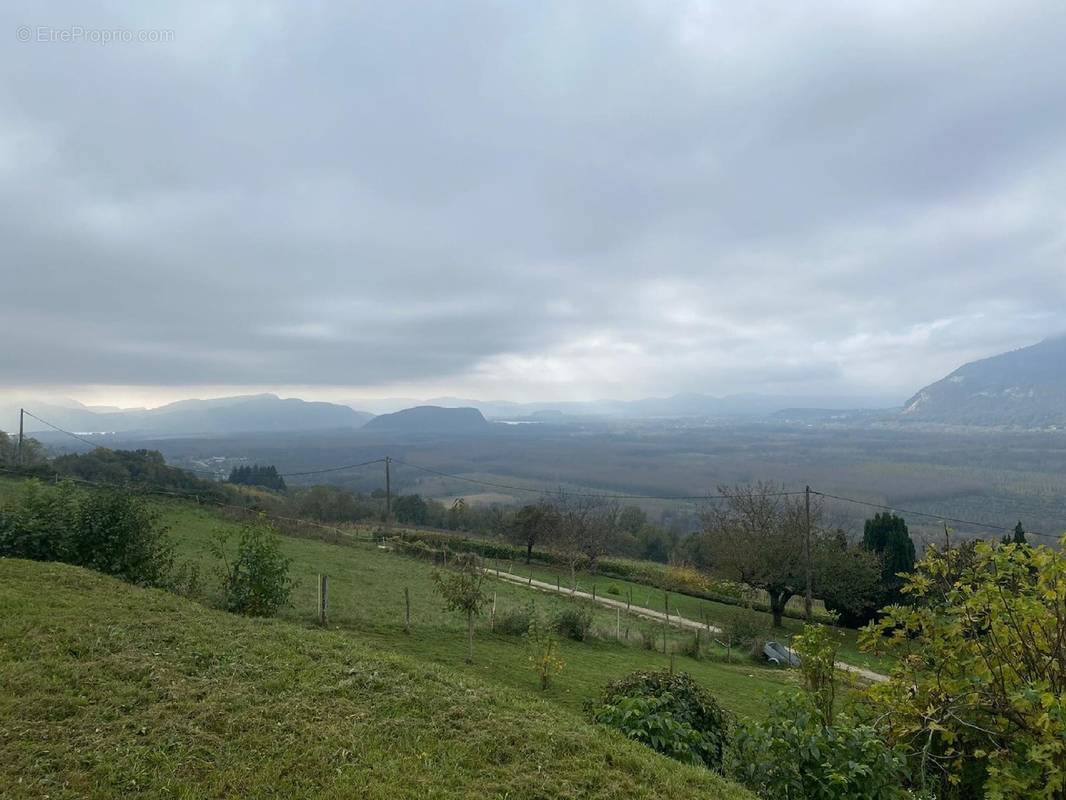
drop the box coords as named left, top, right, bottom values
left=616, top=607, right=621, bottom=640
left=556, top=575, right=560, bottom=592
left=318, top=574, right=328, bottom=627
left=626, top=588, right=631, bottom=612
left=404, top=586, right=411, bottom=634
left=491, top=592, right=497, bottom=632
left=592, top=584, right=596, bottom=601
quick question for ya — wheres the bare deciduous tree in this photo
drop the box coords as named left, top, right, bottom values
left=698, top=483, right=811, bottom=628
left=548, top=492, right=620, bottom=587
left=506, top=500, right=560, bottom=563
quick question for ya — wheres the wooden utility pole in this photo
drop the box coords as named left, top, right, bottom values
left=384, top=456, right=392, bottom=525
left=804, top=485, right=813, bottom=621
left=17, top=408, right=24, bottom=466
left=404, top=586, right=411, bottom=634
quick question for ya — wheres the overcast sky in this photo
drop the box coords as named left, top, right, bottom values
left=2, top=1, right=1065, bottom=409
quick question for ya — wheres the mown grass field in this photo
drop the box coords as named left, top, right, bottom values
left=155, top=498, right=803, bottom=721
left=0, top=558, right=754, bottom=799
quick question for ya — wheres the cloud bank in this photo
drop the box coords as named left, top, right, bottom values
left=2, top=1, right=1065, bottom=405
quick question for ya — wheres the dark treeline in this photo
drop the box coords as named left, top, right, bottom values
left=54, top=448, right=220, bottom=494
left=227, top=464, right=286, bottom=491
left=0, top=430, right=47, bottom=468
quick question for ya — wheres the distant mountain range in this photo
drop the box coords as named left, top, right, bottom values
left=364, top=392, right=900, bottom=420
left=13, top=394, right=373, bottom=437
left=362, top=405, right=490, bottom=434
left=19, top=337, right=1064, bottom=442
left=7, top=389, right=907, bottom=442
left=902, top=336, right=1066, bottom=428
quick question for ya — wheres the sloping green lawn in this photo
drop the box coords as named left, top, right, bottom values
left=0, top=558, right=754, bottom=799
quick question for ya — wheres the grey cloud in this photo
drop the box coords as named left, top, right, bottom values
left=1, top=0, right=1065, bottom=400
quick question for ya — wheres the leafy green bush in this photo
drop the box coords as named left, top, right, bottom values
left=70, top=487, right=174, bottom=586
left=495, top=604, right=534, bottom=636
left=663, top=564, right=712, bottom=593
left=553, top=605, right=594, bottom=641
left=863, top=538, right=1066, bottom=799
left=726, top=693, right=908, bottom=800
left=719, top=606, right=770, bottom=657
left=0, top=479, right=78, bottom=562
left=0, top=480, right=173, bottom=587
left=587, top=670, right=729, bottom=770
left=213, top=517, right=294, bottom=617
left=793, top=623, right=842, bottom=726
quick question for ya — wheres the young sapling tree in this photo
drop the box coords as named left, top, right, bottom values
left=433, top=553, right=489, bottom=663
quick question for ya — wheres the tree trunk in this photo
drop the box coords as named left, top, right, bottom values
left=770, top=590, right=790, bottom=629
left=767, top=588, right=793, bottom=631
left=466, top=611, right=475, bottom=663
left=526, top=540, right=533, bottom=564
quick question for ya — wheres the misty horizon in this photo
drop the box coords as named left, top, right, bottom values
left=4, top=332, right=1061, bottom=415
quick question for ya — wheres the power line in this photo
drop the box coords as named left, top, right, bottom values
left=22, top=410, right=122, bottom=453
left=279, top=458, right=386, bottom=478
left=960, top=494, right=1066, bottom=521
left=21, top=410, right=225, bottom=476
left=812, top=490, right=1061, bottom=540
left=21, top=409, right=386, bottom=479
